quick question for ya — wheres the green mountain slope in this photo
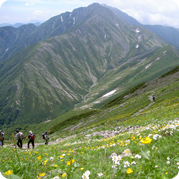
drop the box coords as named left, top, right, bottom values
left=0, top=3, right=170, bottom=128
left=0, top=24, right=36, bottom=62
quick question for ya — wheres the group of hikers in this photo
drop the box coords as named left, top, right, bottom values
left=0, top=130, right=49, bottom=149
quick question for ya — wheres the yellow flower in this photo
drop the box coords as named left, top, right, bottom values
left=4, top=170, right=13, bottom=175
left=126, top=168, right=133, bottom=174
left=38, top=173, right=45, bottom=177
left=71, top=159, right=75, bottom=163
left=67, top=161, right=71, bottom=166
left=37, top=155, right=42, bottom=161
left=33, top=151, right=38, bottom=154
left=44, top=160, right=48, bottom=165
left=62, top=173, right=67, bottom=177
left=54, top=165, right=58, bottom=168
left=45, top=153, right=48, bottom=155
left=140, top=137, right=152, bottom=144
left=60, top=155, right=63, bottom=158
left=80, top=167, right=84, bottom=170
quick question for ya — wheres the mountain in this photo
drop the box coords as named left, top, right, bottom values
left=0, top=24, right=37, bottom=62
left=1, top=4, right=118, bottom=62
left=105, top=5, right=179, bottom=49
left=0, top=3, right=179, bottom=128
left=143, top=25, right=179, bottom=48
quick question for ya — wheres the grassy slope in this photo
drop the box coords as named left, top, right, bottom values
left=1, top=65, right=179, bottom=179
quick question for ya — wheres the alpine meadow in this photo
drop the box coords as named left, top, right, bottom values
left=0, top=3, right=179, bottom=179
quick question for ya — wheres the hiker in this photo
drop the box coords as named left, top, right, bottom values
left=26, top=131, right=35, bottom=149
left=42, top=131, right=49, bottom=145
left=0, top=130, right=5, bottom=147
left=152, top=95, right=155, bottom=102
left=15, top=130, right=23, bottom=148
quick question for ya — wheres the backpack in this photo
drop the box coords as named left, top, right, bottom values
left=30, top=134, right=35, bottom=140
left=42, top=133, right=45, bottom=139
left=19, top=132, right=24, bottom=140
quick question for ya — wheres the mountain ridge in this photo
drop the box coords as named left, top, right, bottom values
left=0, top=3, right=179, bottom=128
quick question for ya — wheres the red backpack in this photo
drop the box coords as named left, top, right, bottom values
left=30, top=134, right=35, bottom=140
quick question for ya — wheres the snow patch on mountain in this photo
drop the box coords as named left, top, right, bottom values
left=102, top=90, right=116, bottom=97
left=61, top=16, right=63, bottom=22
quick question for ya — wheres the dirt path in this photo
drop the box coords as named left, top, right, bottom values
left=133, top=95, right=154, bottom=116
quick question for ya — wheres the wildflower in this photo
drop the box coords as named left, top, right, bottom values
left=62, top=173, right=67, bottom=177
left=4, top=170, right=13, bottom=176
left=167, top=161, right=170, bottom=164
left=53, top=176, right=59, bottom=179
left=131, top=161, right=136, bottom=165
left=67, top=161, right=71, bottom=166
left=135, top=154, right=141, bottom=159
left=97, top=172, right=103, bottom=176
left=153, top=134, right=162, bottom=140
left=71, top=159, right=75, bottom=163
left=82, top=170, right=90, bottom=179
left=167, top=157, right=170, bottom=160
left=123, top=161, right=130, bottom=168
left=38, top=173, right=45, bottom=177
left=44, top=160, right=48, bottom=165
left=37, top=155, right=42, bottom=161
left=80, top=168, right=84, bottom=170
left=126, top=168, right=133, bottom=174
left=140, top=137, right=152, bottom=144
left=155, top=165, right=158, bottom=168
left=54, top=165, right=58, bottom=168
left=50, top=157, right=54, bottom=160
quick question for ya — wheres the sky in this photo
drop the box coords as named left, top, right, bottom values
left=0, top=0, right=179, bottom=28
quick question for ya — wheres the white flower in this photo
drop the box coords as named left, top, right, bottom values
left=50, top=157, right=54, bottom=160
left=177, top=162, right=179, bottom=165
left=123, top=161, right=130, bottom=168
left=153, top=134, right=162, bottom=140
left=167, top=161, right=170, bottom=164
left=82, top=170, right=90, bottom=179
left=53, top=176, right=60, bottom=179
left=155, top=165, right=158, bottom=168
left=131, top=161, right=136, bottom=165
left=97, top=172, right=103, bottom=177
left=135, top=154, right=141, bottom=159
left=167, top=157, right=170, bottom=160
left=117, top=155, right=122, bottom=161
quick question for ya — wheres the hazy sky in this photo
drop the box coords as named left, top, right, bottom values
left=0, top=0, right=179, bottom=28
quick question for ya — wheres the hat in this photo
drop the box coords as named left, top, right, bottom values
left=29, top=131, right=32, bottom=134
left=16, top=130, right=19, bottom=132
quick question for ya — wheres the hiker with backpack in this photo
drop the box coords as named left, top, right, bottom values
left=26, top=131, right=35, bottom=149
left=0, top=130, right=5, bottom=147
left=42, top=131, right=49, bottom=145
left=152, top=94, right=155, bottom=102
left=15, top=130, right=24, bottom=148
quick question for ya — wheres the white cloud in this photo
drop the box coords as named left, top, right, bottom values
left=0, top=0, right=7, bottom=8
